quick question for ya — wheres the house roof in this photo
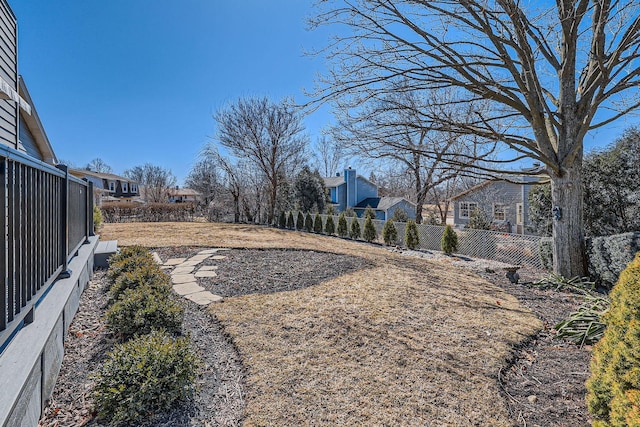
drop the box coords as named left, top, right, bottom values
left=355, top=196, right=415, bottom=211
left=323, top=176, right=345, bottom=188
left=168, top=188, right=201, bottom=197
left=18, top=77, right=57, bottom=165
left=70, top=168, right=137, bottom=183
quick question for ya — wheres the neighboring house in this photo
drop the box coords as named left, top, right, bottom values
left=168, top=187, right=202, bottom=203
left=324, top=167, right=416, bottom=220
left=451, top=170, right=546, bottom=234
left=70, top=169, right=140, bottom=203
left=0, top=2, right=97, bottom=425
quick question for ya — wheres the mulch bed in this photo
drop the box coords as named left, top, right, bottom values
left=39, top=247, right=592, bottom=426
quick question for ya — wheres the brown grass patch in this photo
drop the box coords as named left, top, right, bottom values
left=101, top=222, right=542, bottom=425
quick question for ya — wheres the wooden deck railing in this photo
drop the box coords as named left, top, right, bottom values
left=0, top=146, right=94, bottom=352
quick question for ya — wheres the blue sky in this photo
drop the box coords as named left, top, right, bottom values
left=9, top=0, right=332, bottom=184
left=8, top=1, right=633, bottom=185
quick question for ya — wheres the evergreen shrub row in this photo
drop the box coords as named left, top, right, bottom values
left=92, top=246, right=198, bottom=424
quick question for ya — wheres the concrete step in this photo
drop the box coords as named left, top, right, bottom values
left=94, top=240, right=118, bottom=269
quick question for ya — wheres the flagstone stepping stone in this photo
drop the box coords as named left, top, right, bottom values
left=185, top=291, right=223, bottom=305
left=172, top=266, right=195, bottom=274
left=211, top=255, right=227, bottom=260
left=165, top=257, right=187, bottom=266
left=189, top=255, right=210, bottom=262
left=173, top=282, right=204, bottom=296
left=198, top=249, right=218, bottom=255
left=198, top=265, right=218, bottom=271
left=172, top=274, right=196, bottom=284
left=195, top=270, right=217, bottom=278
left=151, top=252, right=163, bottom=265
left=179, top=260, right=202, bottom=267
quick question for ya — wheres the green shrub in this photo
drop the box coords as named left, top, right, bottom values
left=109, top=245, right=153, bottom=266
left=349, top=217, right=361, bottom=240
left=405, top=220, right=420, bottom=250
left=314, top=213, right=323, bottom=233
left=587, top=253, right=640, bottom=426
left=325, top=215, right=335, bottom=235
left=93, top=205, right=103, bottom=231
left=93, top=330, right=199, bottom=424
left=278, top=211, right=286, bottom=228
left=325, top=205, right=336, bottom=215
left=344, top=208, right=356, bottom=217
left=538, top=237, right=554, bottom=270
left=466, top=208, right=491, bottom=230
left=337, top=213, right=348, bottom=237
left=363, top=216, right=377, bottom=243
left=109, top=264, right=172, bottom=302
left=107, top=253, right=157, bottom=284
left=287, top=211, right=295, bottom=229
left=588, top=232, right=640, bottom=289
left=441, top=225, right=458, bottom=255
left=106, top=285, right=184, bottom=341
left=382, top=220, right=398, bottom=246
left=296, top=211, right=304, bottom=231
left=363, top=205, right=376, bottom=220
left=391, top=209, right=409, bottom=222
left=304, top=212, right=314, bottom=232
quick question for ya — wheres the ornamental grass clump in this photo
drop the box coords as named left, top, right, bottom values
left=314, top=213, right=323, bottom=233
left=363, top=216, right=377, bottom=243
left=587, top=252, right=640, bottom=426
left=405, top=220, right=420, bottom=250
left=324, top=215, right=335, bottom=235
left=441, top=225, right=458, bottom=255
left=382, top=220, right=398, bottom=246
left=106, top=285, right=184, bottom=341
left=349, top=217, right=361, bottom=240
left=93, top=330, right=199, bottom=424
left=337, top=212, right=348, bottom=237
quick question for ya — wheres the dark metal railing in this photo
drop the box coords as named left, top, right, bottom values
left=0, top=146, right=93, bottom=352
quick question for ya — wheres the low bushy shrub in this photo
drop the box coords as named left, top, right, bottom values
left=441, top=225, right=458, bottom=255
left=93, top=206, right=103, bottom=232
left=363, top=216, right=377, bottom=243
left=314, top=213, right=323, bottom=233
left=109, top=264, right=171, bottom=302
left=587, top=252, right=640, bottom=426
left=93, top=330, right=199, bottom=424
left=405, top=220, right=420, bottom=250
left=296, top=211, right=304, bottom=231
left=337, top=213, right=348, bottom=237
left=107, top=253, right=158, bottom=284
left=101, top=202, right=199, bottom=223
left=349, top=217, right=361, bottom=240
left=382, top=220, right=398, bottom=246
left=106, top=285, right=184, bottom=341
left=324, top=215, right=335, bottom=235
left=109, top=245, right=153, bottom=266
left=287, top=212, right=295, bottom=229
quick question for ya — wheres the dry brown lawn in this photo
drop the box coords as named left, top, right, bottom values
left=101, top=222, right=542, bottom=426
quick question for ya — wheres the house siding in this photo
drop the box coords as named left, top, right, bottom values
left=0, top=0, right=17, bottom=149
left=18, top=117, right=41, bottom=160
left=386, top=200, right=416, bottom=221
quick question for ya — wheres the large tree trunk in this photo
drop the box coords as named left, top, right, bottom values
left=550, top=161, right=588, bottom=278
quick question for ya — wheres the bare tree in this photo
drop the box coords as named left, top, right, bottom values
left=185, top=155, right=223, bottom=207
left=86, top=158, right=113, bottom=174
left=214, top=96, right=309, bottom=224
left=333, top=88, right=489, bottom=223
left=312, top=135, right=345, bottom=177
left=310, top=0, right=640, bottom=277
left=124, top=163, right=176, bottom=203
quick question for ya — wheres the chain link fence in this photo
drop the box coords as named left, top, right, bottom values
left=314, top=214, right=546, bottom=270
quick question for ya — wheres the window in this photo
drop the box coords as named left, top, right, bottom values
left=108, top=181, right=116, bottom=192
left=459, top=201, right=478, bottom=219
left=131, top=183, right=138, bottom=193
left=122, top=182, right=128, bottom=193
left=516, top=203, right=523, bottom=225
left=493, top=204, right=507, bottom=221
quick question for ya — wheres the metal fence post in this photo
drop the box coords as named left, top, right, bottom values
left=56, top=165, right=71, bottom=279
left=85, top=179, right=94, bottom=239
